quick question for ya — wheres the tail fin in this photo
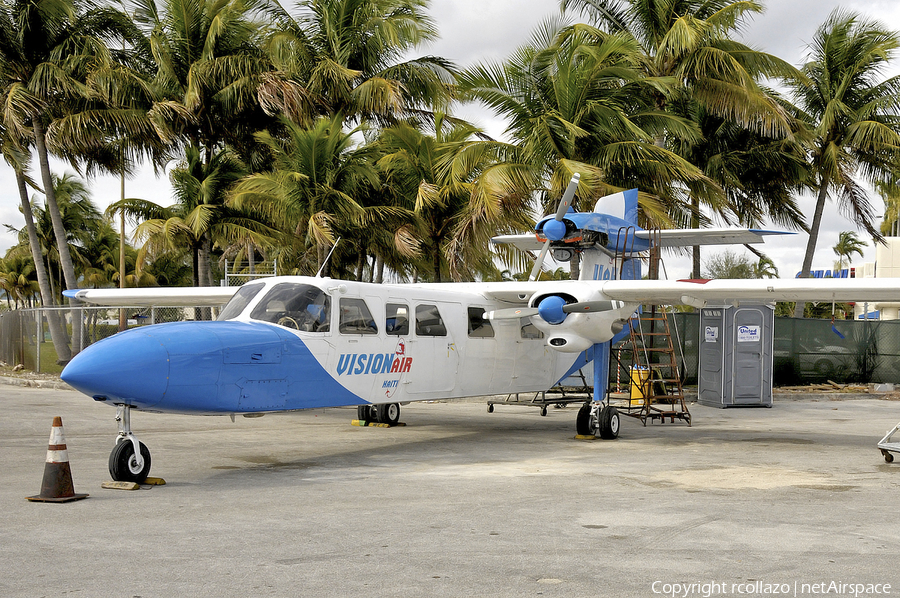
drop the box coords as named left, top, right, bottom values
left=593, top=188, right=638, bottom=224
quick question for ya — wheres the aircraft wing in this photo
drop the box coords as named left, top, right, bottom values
left=601, top=278, right=900, bottom=306
left=490, top=234, right=544, bottom=252
left=634, top=228, right=791, bottom=247
left=64, top=287, right=238, bottom=307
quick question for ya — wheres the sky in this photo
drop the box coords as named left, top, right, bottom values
left=3, top=0, right=900, bottom=281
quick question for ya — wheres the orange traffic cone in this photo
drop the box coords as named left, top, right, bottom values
left=26, top=416, right=89, bottom=503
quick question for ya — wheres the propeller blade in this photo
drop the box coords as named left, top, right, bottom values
left=554, top=173, right=580, bottom=221
left=528, top=240, right=551, bottom=281
left=484, top=307, right=539, bottom=321
left=562, top=300, right=623, bottom=314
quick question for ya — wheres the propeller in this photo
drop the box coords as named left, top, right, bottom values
left=484, top=297, right=623, bottom=324
left=529, top=173, right=580, bottom=281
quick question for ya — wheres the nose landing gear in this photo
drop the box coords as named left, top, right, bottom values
left=109, top=404, right=152, bottom=483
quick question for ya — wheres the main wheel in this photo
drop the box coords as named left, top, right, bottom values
left=376, top=403, right=400, bottom=425
left=357, top=405, right=374, bottom=423
left=109, top=439, right=151, bottom=483
left=575, top=403, right=596, bottom=436
left=598, top=406, right=620, bottom=440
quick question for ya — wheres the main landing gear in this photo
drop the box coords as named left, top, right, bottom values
left=357, top=403, right=401, bottom=426
left=109, top=404, right=151, bottom=483
left=575, top=402, right=620, bottom=439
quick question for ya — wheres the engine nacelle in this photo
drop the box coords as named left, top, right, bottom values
left=527, top=287, right=636, bottom=351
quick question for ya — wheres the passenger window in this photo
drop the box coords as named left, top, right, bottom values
left=386, top=303, right=409, bottom=335
left=467, top=307, right=494, bottom=338
left=339, top=298, right=378, bottom=335
left=415, top=304, right=446, bottom=337
left=520, top=318, right=543, bottom=339
left=249, top=283, right=330, bottom=332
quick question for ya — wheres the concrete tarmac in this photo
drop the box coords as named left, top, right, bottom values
left=2, top=386, right=900, bottom=598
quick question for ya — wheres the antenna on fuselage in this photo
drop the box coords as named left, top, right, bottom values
left=316, top=237, right=341, bottom=278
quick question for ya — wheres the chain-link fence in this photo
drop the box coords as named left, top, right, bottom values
left=661, top=312, right=900, bottom=386
left=0, top=305, right=220, bottom=374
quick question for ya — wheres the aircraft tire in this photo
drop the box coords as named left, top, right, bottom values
left=109, top=439, right=151, bottom=483
left=575, top=403, right=594, bottom=436
left=357, top=405, right=373, bottom=423
left=598, top=406, right=620, bottom=440
left=376, top=403, right=400, bottom=425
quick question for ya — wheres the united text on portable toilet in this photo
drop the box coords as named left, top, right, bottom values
left=698, top=304, right=774, bottom=408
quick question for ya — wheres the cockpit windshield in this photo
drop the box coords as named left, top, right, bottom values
left=217, top=283, right=265, bottom=321
left=249, top=283, right=331, bottom=332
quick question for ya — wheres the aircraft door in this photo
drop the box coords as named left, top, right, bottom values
left=406, top=302, right=459, bottom=395
left=513, top=318, right=551, bottom=389
left=333, top=296, right=383, bottom=400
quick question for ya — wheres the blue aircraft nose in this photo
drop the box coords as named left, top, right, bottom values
left=61, top=329, right=169, bottom=406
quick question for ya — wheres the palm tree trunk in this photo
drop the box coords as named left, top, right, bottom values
left=33, top=117, right=82, bottom=353
left=356, top=246, right=365, bottom=281
left=432, top=238, right=442, bottom=283
left=691, top=194, right=701, bottom=279
left=794, top=182, right=830, bottom=317
left=375, top=255, right=384, bottom=284
left=15, top=170, right=71, bottom=363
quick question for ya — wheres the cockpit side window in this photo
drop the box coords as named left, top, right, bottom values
left=249, top=283, right=331, bottom=332
left=339, top=298, right=378, bottom=335
left=217, top=283, right=265, bottom=321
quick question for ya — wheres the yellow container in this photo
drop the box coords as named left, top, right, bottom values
left=630, top=367, right=650, bottom=406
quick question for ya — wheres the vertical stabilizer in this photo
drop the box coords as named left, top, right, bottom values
left=579, top=188, right=641, bottom=282
left=593, top=188, right=638, bottom=224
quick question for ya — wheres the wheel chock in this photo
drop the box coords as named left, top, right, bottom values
left=101, top=481, right=140, bottom=491
left=351, top=420, right=407, bottom=428
left=26, top=417, right=89, bottom=503
left=101, top=477, right=165, bottom=490
left=574, top=434, right=597, bottom=441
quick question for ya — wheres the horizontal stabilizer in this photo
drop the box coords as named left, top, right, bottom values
left=635, top=228, right=791, bottom=247
left=490, top=234, right=544, bottom=251
left=64, top=286, right=238, bottom=307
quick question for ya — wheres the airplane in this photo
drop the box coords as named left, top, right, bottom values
left=59, top=174, right=900, bottom=483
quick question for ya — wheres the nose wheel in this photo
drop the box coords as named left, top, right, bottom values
left=110, top=405, right=152, bottom=483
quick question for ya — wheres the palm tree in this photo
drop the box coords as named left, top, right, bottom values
left=0, top=0, right=140, bottom=299
left=263, top=0, right=455, bottom=127
left=0, top=254, right=39, bottom=308
left=0, top=136, right=72, bottom=360
left=833, top=230, right=867, bottom=275
left=376, top=117, right=534, bottom=281
left=132, top=0, right=275, bottom=167
left=752, top=255, right=778, bottom=279
left=109, top=145, right=259, bottom=288
left=787, top=11, right=900, bottom=316
left=560, top=0, right=800, bottom=276
left=229, top=115, right=382, bottom=275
